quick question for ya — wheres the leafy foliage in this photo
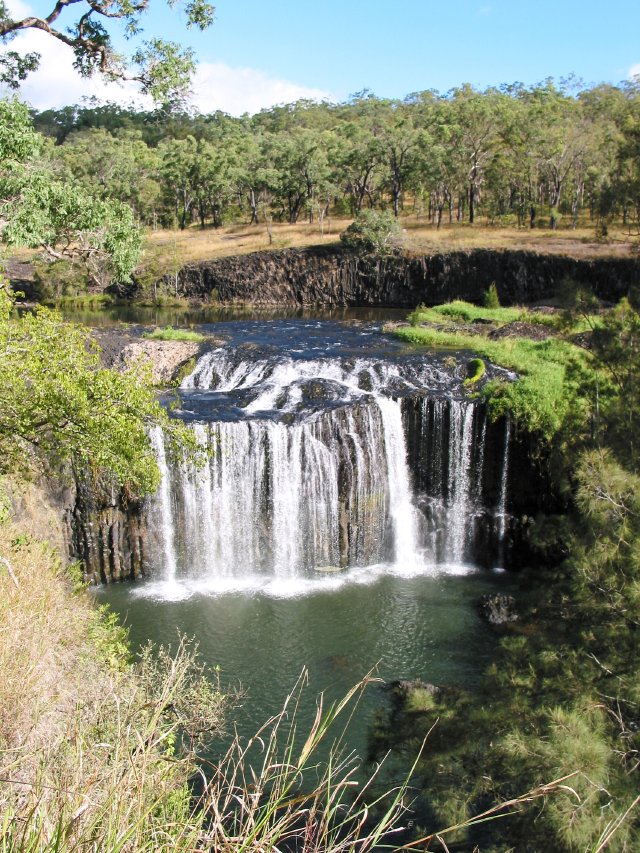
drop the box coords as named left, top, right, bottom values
left=340, top=209, right=403, bottom=254
left=484, top=281, right=500, bottom=308
left=375, top=296, right=640, bottom=851
left=0, top=280, right=198, bottom=494
left=0, top=0, right=215, bottom=103
left=19, top=77, right=640, bottom=238
left=0, top=98, right=141, bottom=285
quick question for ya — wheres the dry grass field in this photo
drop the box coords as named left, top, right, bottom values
left=143, top=214, right=638, bottom=270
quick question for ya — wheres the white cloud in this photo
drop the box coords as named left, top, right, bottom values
left=477, top=5, right=493, bottom=16
left=629, top=63, right=640, bottom=80
left=6, top=0, right=32, bottom=18
left=2, top=0, right=332, bottom=115
left=191, top=61, right=331, bottom=115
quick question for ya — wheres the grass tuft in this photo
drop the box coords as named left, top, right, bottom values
left=0, top=509, right=414, bottom=851
left=143, top=326, right=206, bottom=342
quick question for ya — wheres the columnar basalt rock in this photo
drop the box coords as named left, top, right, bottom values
left=129, top=246, right=640, bottom=308
left=66, top=473, right=147, bottom=584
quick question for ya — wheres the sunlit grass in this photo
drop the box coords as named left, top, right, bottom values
left=141, top=216, right=637, bottom=269
left=143, top=326, right=206, bottom=342
left=390, top=302, right=590, bottom=437
left=408, top=301, right=560, bottom=327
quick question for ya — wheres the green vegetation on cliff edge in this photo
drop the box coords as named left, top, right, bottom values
left=390, top=301, right=587, bottom=439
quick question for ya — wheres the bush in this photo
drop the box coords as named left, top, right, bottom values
left=464, top=357, right=486, bottom=386
left=484, top=282, right=500, bottom=309
left=340, top=209, right=404, bottom=255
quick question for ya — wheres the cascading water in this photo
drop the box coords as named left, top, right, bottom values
left=145, top=321, right=513, bottom=593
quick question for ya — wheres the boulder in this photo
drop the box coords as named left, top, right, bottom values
left=113, top=339, right=201, bottom=385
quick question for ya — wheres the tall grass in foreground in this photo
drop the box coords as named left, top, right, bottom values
left=0, top=511, right=414, bottom=851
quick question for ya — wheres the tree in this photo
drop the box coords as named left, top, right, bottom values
left=333, top=121, right=383, bottom=214
left=159, top=134, right=198, bottom=229
left=0, top=0, right=215, bottom=103
left=340, top=209, right=403, bottom=255
left=448, top=85, right=499, bottom=224
left=0, top=99, right=141, bottom=285
left=49, top=127, right=163, bottom=227
left=0, top=279, right=198, bottom=494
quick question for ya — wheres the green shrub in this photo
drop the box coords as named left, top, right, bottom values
left=394, top=324, right=582, bottom=438
left=143, top=326, right=205, bottom=343
left=484, top=282, right=500, bottom=309
left=464, top=357, right=486, bottom=386
left=340, top=209, right=404, bottom=255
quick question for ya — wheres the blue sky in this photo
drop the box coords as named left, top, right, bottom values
left=190, top=0, right=640, bottom=100
left=4, top=0, right=640, bottom=113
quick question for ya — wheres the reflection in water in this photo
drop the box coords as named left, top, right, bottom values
left=58, top=303, right=411, bottom=328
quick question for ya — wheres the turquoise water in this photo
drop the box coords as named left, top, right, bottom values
left=98, top=568, right=508, bottom=757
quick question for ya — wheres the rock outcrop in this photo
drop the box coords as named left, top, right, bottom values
left=112, top=339, right=200, bottom=385
left=478, top=592, right=519, bottom=625
left=121, top=245, right=640, bottom=308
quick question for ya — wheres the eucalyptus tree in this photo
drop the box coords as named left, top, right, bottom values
left=159, top=135, right=200, bottom=229
left=332, top=121, right=384, bottom=213
left=411, top=97, right=469, bottom=226
left=192, top=138, right=243, bottom=227
left=231, top=129, right=269, bottom=224
left=447, top=85, right=500, bottom=224
left=0, top=98, right=141, bottom=284
left=375, top=102, right=420, bottom=218
left=267, top=128, right=331, bottom=224
left=0, top=0, right=214, bottom=103
left=49, top=127, right=162, bottom=226
left=523, top=83, right=588, bottom=228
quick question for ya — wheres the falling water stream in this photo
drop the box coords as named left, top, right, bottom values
left=97, top=314, right=515, bottom=754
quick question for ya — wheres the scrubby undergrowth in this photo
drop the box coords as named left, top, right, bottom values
left=0, top=504, right=415, bottom=852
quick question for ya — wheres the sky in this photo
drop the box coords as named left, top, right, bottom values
left=3, top=0, right=640, bottom=115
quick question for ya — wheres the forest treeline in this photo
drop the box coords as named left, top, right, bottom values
left=31, top=79, right=640, bottom=235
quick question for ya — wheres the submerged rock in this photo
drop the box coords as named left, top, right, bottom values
left=385, top=680, right=441, bottom=713
left=478, top=592, right=519, bottom=625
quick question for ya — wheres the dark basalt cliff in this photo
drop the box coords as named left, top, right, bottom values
left=163, top=246, right=639, bottom=307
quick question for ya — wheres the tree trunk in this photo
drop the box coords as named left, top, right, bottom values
left=249, top=189, right=259, bottom=224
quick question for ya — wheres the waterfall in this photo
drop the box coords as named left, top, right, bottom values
left=148, top=426, right=178, bottom=583
left=145, top=344, right=512, bottom=588
left=376, top=397, right=421, bottom=570
left=495, top=418, right=511, bottom=568
left=148, top=405, right=396, bottom=579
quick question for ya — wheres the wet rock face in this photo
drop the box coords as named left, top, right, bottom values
left=142, top=246, right=640, bottom=308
